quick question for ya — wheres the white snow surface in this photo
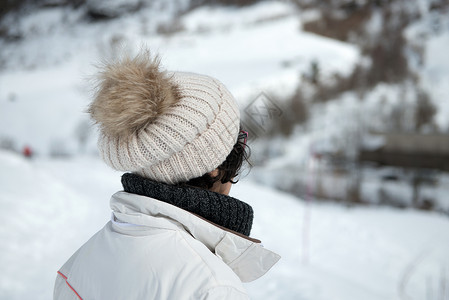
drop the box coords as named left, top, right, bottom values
left=0, top=1, right=359, bottom=155
left=1, top=149, right=448, bottom=300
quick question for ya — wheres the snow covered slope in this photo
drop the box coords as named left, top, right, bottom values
left=0, top=1, right=359, bottom=156
left=1, top=149, right=448, bottom=300
left=236, top=182, right=449, bottom=300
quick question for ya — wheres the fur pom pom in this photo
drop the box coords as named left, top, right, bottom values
left=88, top=51, right=180, bottom=137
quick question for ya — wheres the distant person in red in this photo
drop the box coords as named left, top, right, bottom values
left=23, top=145, right=33, bottom=158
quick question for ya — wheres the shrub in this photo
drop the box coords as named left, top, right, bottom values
left=300, top=0, right=422, bottom=99
left=156, top=20, right=185, bottom=36
left=302, top=6, right=371, bottom=42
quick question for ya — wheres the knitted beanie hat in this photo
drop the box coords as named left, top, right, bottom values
left=88, top=51, right=240, bottom=184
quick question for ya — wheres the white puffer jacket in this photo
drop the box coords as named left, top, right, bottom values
left=54, top=192, right=280, bottom=300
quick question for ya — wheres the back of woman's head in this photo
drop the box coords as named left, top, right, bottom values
left=88, top=49, right=245, bottom=186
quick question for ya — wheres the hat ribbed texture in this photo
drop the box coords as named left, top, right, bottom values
left=97, top=72, right=240, bottom=184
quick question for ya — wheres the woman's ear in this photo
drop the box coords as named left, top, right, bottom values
left=209, top=168, right=219, bottom=178
left=209, top=168, right=232, bottom=195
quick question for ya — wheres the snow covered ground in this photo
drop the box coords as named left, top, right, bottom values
left=0, top=1, right=359, bottom=156
left=1, top=149, right=449, bottom=300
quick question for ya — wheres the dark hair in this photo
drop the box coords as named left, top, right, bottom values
left=182, top=131, right=251, bottom=190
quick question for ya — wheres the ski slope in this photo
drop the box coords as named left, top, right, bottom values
left=1, top=149, right=448, bottom=300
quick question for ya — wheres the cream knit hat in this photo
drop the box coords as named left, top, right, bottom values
left=89, top=52, right=240, bottom=184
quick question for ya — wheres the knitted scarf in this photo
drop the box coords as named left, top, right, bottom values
left=121, top=173, right=254, bottom=236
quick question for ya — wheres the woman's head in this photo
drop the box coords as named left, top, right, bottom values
left=89, top=50, right=244, bottom=186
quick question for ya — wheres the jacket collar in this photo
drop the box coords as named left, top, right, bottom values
left=121, top=173, right=254, bottom=236
left=110, top=191, right=280, bottom=282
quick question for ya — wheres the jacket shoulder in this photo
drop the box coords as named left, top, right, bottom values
left=55, top=222, right=248, bottom=299
left=175, top=229, right=246, bottom=289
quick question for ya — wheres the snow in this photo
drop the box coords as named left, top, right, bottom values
left=0, top=62, right=90, bottom=155
left=1, top=150, right=448, bottom=300
left=250, top=81, right=449, bottom=212
left=361, top=133, right=386, bottom=151
left=405, top=8, right=449, bottom=132
left=235, top=181, right=449, bottom=300
left=3, top=0, right=447, bottom=129
left=0, top=1, right=359, bottom=155
left=181, top=1, right=295, bottom=31
left=423, top=32, right=449, bottom=131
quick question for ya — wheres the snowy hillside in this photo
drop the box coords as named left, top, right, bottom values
left=1, top=149, right=449, bottom=300
left=0, top=1, right=359, bottom=156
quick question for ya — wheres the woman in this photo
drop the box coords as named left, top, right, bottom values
left=54, top=51, right=280, bottom=300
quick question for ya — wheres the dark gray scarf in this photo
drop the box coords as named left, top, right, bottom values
left=121, top=173, right=253, bottom=236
